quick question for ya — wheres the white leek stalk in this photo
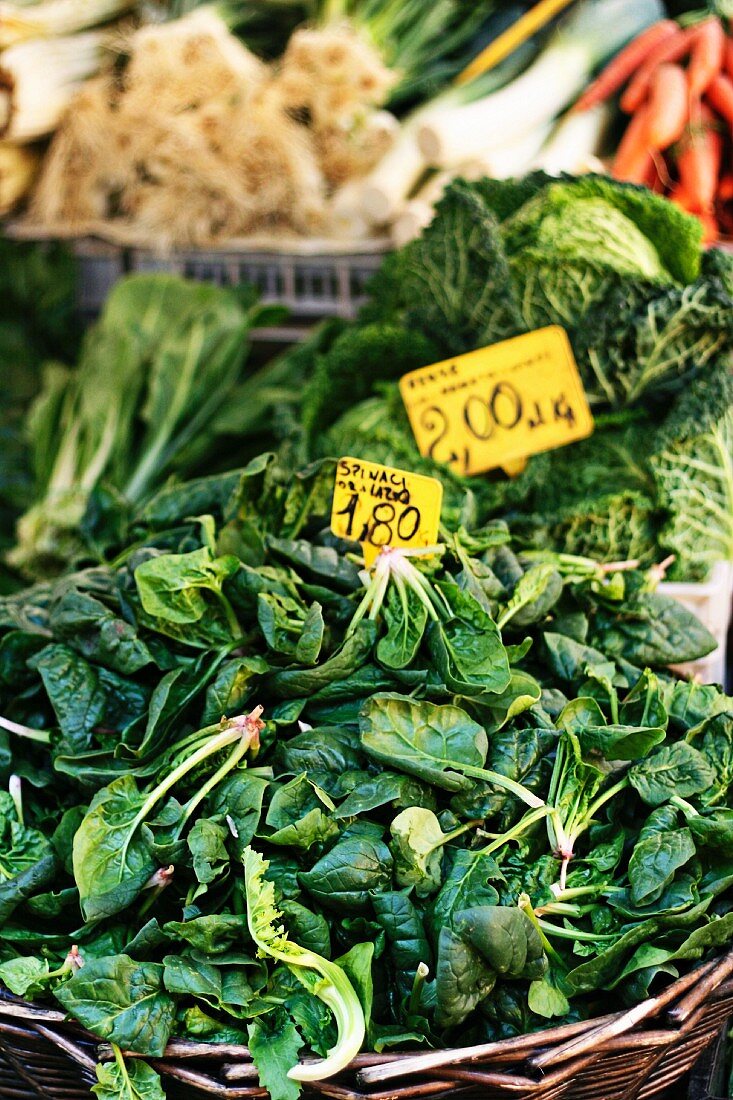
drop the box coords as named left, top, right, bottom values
left=330, top=178, right=373, bottom=240
left=467, top=121, right=554, bottom=179
left=0, top=0, right=134, bottom=47
left=0, top=139, right=38, bottom=211
left=417, top=0, right=663, bottom=168
left=391, top=169, right=456, bottom=245
left=532, top=102, right=612, bottom=175
left=391, top=124, right=551, bottom=246
left=359, top=120, right=426, bottom=226
left=0, top=31, right=105, bottom=141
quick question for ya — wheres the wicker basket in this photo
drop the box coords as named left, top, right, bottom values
left=2, top=951, right=733, bottom=1100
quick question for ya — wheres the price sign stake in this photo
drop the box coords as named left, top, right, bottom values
left=399, top=326, right=593, bottom=476
left=331, top=457, right=443, bottom=567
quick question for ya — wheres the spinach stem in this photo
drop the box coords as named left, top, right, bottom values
left=479, top=804, right=549, bottom=856
left=0, top=715, right=51, bottom=743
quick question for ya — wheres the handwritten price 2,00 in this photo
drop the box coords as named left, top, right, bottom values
left=399, top=327, right=594, bottom=477
left=421, top=382, right=579, bottom=475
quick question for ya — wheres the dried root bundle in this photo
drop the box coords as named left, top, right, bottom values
left=29, top=11, right=330, bottom=245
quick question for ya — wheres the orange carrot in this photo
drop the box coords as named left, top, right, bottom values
left=677, top=102, right=723, bottom=211
left=644, top=157, right=666, bottom=193
left=725, top=36, right=733, bottom=77
left=687, top=17, right=725, bottom=96
left=697, top=209, right=719, bottom=243
left=647, top=64, right=689, bottom=148
left=705, top=72, right=733, bottom=125
left=669, top=182, right=697, bottom=212
left=574, top=20, right=678, bottom=110
left=621, top=27, right=696, bottom=113
left=718, top=173, right=733, bottom=200
left=612, top=107, right=654, bottom=183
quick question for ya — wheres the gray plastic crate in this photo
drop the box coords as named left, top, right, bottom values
left=6, top=226, right=391, bottom=340
left=128, top=243, right=390, bottom=338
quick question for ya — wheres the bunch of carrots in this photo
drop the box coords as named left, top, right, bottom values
left=576, top=14, right=733, bottom=242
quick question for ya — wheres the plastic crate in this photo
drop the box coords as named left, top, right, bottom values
left=659, top=561, right=733, bottom=687
left=6, top=225, right=391, bottom=340
left=128, top=241, right=389, bottom=333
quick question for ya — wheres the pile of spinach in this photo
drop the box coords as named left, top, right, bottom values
left=0, top=453, right=731, bottom=1100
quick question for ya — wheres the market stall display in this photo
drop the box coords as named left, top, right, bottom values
left=0, top=2, right=732, bottom=1099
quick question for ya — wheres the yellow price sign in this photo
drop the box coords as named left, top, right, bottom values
left=331, top=457, right=443, bottom=567
left=399, top=326, right=594, bottom=477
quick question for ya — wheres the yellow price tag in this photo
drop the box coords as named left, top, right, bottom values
left=331, top=457, right=443, bottom=567
left=399, top=326, right=594, bottom=477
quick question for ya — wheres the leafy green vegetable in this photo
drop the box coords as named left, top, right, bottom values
left=0, top=455, right=732, bottom=1083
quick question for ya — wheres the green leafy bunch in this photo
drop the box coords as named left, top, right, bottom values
left=0, top=459, right=730, bottom=1098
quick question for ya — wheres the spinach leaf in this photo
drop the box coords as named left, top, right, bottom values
left=428, top=581, right=510, bottom=695
left=336, top=774, right=436, bottom=819
left=93, top=1055, right=165, bottom=1100
left=265, top=774, right=338, bottom=850
left=206, top=772, right=268, bottom=853
left=135, top=547, right=241, bottom=647
left=628, top=743, right=715, bottom=807
left=372, top=892, right=431, bottom=997
left=389, top=808, right=465, bottom=897
left=435, top=927, right=495, bottom=1029
left=430, top=850, right=502, bottom=940
left=268, top=622, right=377, bottom=698
left=73, top=776, right=159, bottom=921
left=628, top=828, right=696, bottom=906
left=299, top=836, right=393, bottom=912
left=49, top=590, right=153, bottom=674
left=456, top=906, right=546, bottom=979
left=360, top=695, right=487, bottom=793
left=55, top=956, right=176, bottom=1056
left=248, top=1008, right=304, bottom=1100
left=187, top=817, right=230, bottom=885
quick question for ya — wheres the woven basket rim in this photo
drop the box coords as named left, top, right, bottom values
left=2, top=949, right=733, bottom=1098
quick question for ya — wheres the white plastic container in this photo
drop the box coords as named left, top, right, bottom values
left=659, top=560, right=733, bottom=687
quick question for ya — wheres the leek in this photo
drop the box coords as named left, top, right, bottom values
left=0, top=0, right=134, bottom=47
left=0, top=31, right=106, bottom=141
left=532, top=102, right=612, bottom=175
left=417, top=0, right=663, bottom=168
